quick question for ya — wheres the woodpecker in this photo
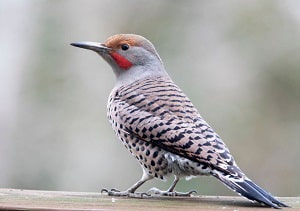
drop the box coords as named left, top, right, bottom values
left=71, top=34, right=288, bottom=208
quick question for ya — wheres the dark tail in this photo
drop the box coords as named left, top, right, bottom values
left=213, top=171, right=288, bottom=208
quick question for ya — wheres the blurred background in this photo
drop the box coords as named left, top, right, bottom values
left=1, top=0, right=299, bottom=197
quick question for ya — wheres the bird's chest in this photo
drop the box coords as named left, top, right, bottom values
left=107, top=90, right=167, bottom=178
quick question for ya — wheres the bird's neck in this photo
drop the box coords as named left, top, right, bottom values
left=114, top=63, right=169, bottom=88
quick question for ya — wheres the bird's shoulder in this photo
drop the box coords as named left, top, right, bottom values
left=111, top=76, right=198, bottom=122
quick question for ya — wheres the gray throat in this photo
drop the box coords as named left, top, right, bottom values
left=114, top=64, right=169, bottom=88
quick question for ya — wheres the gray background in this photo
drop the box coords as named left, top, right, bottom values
left=1, top=0, right=299, bottom=196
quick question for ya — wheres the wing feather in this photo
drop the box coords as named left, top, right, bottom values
left=112, top=78, right=240, bottom=176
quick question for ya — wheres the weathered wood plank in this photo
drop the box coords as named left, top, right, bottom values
left=0, top=189, right=298, bottom=210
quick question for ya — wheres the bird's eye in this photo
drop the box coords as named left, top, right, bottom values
left=121, top=44, right=129, bottom=51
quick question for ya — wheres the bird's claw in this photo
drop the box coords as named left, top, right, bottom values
left=101, top=188, right=150, bottom=198
left=185, top=190, right=197, bottom=195
left=101, top=188, right=120, bottom=193
left=147, top=187, right=197, bottom=197
left=140, top=192, right=151, bottom=198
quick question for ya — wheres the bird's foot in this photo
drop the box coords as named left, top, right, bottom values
left=101, top=188, right=150, bottom=198
left=147, top=187, right=197, bottom=197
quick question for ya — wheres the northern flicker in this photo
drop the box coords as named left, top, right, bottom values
left=71, top=34, right=288, bottom=208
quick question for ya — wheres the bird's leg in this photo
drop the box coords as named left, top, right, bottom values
left=147, top=176, right=197, bottom=197
left=101, top=171, right=153, bottom=198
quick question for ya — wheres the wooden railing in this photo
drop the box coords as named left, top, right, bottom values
left=0, top=188, right=297, bottom=210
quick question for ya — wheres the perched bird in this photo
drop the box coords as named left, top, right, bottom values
left=71, top=34, right=288, bottom=208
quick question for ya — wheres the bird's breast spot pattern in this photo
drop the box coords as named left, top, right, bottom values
left=110, top=52, right=132, bottom=70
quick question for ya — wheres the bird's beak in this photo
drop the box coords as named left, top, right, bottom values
left=70, top=42, right=111, bottom=54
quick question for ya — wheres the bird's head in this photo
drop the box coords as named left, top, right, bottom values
left=71, top=34, right=167, bottom=85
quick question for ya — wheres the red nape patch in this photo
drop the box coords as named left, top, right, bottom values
left=110, top=52, right=132, bottom=70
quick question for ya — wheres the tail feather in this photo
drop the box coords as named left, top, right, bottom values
left=213, top=172, right=288, bottom=208
left=245, top=179, right=288, bottom=208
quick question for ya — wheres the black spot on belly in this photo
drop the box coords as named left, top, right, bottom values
left=153, top=151, right=158, bottom=158
left=157, top=157, right=163, bottom=165
left=146, top=150, right=150, bottom=156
